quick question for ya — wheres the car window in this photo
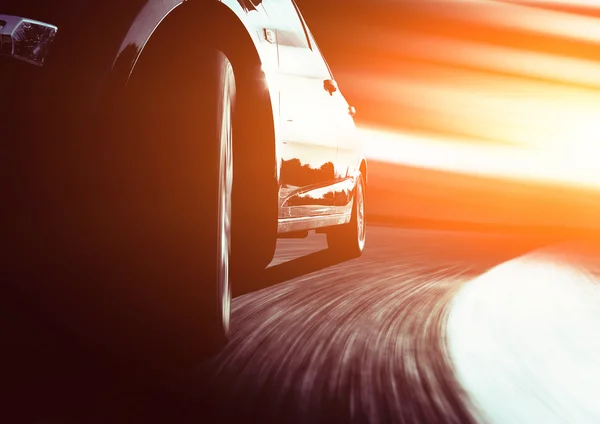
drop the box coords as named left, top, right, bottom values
left=262, top=0, right=331, bottom=79
left=295, top=6, right=335, bottom=78
left=261, top=0, right=310, bottom=50
left=290, top=0, right=313, bottom=50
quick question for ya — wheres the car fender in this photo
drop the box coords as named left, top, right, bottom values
left=107, top=0, right=281, bottom=178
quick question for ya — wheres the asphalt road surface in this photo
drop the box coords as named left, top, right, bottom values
left=10, top=225, right=598, bottom=424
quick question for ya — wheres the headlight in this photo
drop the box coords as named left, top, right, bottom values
left=0, top=15, right=58, bottom=67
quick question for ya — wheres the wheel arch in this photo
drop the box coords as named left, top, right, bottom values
left=115, top=0, right=280, bottom=270
left=108, top=0, right=278, bottom=160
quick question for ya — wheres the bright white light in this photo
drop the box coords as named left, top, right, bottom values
left=447, top=247, right=600, bottom=423
left=359, top=126, right=600, bottom=189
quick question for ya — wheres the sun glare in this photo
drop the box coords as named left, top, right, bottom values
left=359, top=126, right=600, bottom=190
left=344, top=0, right=600, bottom=190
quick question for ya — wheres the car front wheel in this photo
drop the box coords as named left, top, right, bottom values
left=115, top=47, right=237, bottom=373
left=72, top=46, right=238, bottom=376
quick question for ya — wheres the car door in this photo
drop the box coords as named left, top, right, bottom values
left=260, top=0, right=341, bottom=220
left=300, top=18, right=362, bottom=214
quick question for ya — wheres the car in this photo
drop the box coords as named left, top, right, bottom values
left=1, top=0, right=367, bottom=374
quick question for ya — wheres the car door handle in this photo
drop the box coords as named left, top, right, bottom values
left=323, top=79, right=338, bottom=95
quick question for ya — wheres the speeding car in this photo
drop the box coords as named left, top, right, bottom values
left=1, top=0, right=367, bottom=373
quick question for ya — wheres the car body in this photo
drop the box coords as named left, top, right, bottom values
left=1, top=0, right=367, bottom=369
left=2, top=0, right=367, bottom=232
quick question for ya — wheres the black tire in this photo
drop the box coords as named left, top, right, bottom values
left=117, top=47, right=236, bottom=373
left=119, top=47, right=236, bottom=371
left=327, top=174, right=366, bottom=258
left=25, top=46, right=239, bottom=378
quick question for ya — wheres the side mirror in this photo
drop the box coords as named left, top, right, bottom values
left=348, top=106, right=356, bottom=117
left=323, top=79, right=338, bottom=95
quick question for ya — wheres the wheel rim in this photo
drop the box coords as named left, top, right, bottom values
left=356, top=178, right=366, bottom=250
left=217, top=62, right=235, bottom=336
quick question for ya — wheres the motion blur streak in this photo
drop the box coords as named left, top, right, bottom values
left=447, top=242, right=600, bottom=423
left=169, top=228, right=555, bottom=424
left=332, top=0, right=600, bottom=188
left=359, top=126, right=600, bottom=190
left=495, top=1, right=600, bottom=12
left=352, top=77, right=600, bottom=151
left=398, top=35, right=600, bottom=89
left=210, top=264, right=474, bottom=424
left=438, top=1, right=600, bottom=43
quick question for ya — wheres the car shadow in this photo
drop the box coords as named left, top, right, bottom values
left=233, top=248, right=349, bottom=297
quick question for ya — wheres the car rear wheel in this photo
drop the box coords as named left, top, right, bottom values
left=327, top=174, right=366, bottom=258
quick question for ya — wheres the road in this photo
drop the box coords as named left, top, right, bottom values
left=10, top=224, right=575, bottom=424
left=10, top=225, right=600, bottom=424
left=197, top=226, right=553, bottom=424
